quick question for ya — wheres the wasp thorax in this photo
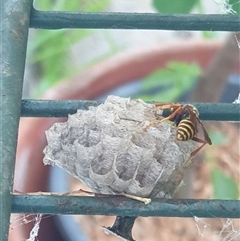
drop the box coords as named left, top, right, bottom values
left=43, top=96, right=199, bottom=199
left=188, top=104, right=199, bottom=117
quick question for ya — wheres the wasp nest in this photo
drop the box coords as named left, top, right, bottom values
left=43, top=95, right=198, bottom=198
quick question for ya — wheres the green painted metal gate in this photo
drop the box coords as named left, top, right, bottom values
left=1, top=1, right=240, bottom=241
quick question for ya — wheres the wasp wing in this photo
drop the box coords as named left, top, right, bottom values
left=186, top=105, right=212, bottom=145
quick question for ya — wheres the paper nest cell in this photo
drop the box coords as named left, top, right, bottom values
left=43, top=95, right=199, bottom=198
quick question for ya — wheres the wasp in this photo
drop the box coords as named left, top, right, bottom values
left=144, top=103, right=212, bottom=157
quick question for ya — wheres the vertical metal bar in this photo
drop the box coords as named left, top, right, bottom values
left=0, top=1, right=33, bottom=240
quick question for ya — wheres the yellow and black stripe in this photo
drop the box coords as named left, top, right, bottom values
left=176, top=119, right=195, bottom=141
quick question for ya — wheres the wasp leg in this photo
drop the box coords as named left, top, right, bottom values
left=175, top=138, right=207, bottom=183
left=144, top=106, right=182, bottom=130
left=144, top=117, right=172, bottom=131
left=154, top=103, right=181, bottom=109
left=191, top=136, right=207, bottom=157
left=172, top=156, right=193, bottom=187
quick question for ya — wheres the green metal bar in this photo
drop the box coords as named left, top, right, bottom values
left=12, top=195, right=240, bottom=218
left=1, top=1, right=33, bottom=241
left=21, top=100, right=240, bottom=121
left=29, top=9, right=240, bottom=31
left=21, top=99, right=100, bottom=117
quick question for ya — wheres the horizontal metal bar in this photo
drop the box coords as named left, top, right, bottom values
left=12, top=195, right=240, bottom=218
left=21, top=100, right=240, bottom=121
left=21, top=99, right=100, bottom=117
left=30, top=9, right=240, bottom=31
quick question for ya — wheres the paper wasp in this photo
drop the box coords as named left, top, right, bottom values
left=145, top=103, right=212, bottom=157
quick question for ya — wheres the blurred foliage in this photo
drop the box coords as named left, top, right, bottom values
left=137, top=62, right=201, bottom=102
left=29, top=0, right=112, bottom=97
left=211, top=168, right=239, bottom=199
left=34, top=0, right=112, bottom=12
left=153, top=0, right=239, bottom=15
left=153, top=0, right=199, bottom=14
left=208, top=131, right=229, bottom=145
left=206, top=130, right=239, bottom=199
left=228, top=0, right=240, bottom=14
left=144, top=0, right=209, bottom=103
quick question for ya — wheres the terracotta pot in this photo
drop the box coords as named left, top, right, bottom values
left=10, top=40, right=230, bottom=241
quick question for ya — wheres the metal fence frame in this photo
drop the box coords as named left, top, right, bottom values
left=1, top=2, right=240, bottom=241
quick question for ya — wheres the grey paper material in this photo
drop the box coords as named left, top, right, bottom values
left=43, top=96, right=198, bottom=198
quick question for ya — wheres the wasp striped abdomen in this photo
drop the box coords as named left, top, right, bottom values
left=177, top=119, right=195, bottom=141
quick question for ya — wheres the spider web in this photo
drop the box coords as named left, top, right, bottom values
left=215, top=0, right=240, bottom=48
left=214, top=0, right=237, bottom=14
left=194, top=217, right=240, bottom=241
left=9, top=213, right=240, bottom=241
left=9, top=213, right=45, bottom=241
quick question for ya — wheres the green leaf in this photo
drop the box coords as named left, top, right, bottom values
left=28, top=0, right=113, bottom=97
left=84, top=0, right=111, bottom=12
left=208, top=131, right=229, bottom=145
left=211, top=169, right=239, bottom=199
left=34, top=0, right=111, bottom=11
left=152, top=0, right=199, bottom=14
left=228, top=0, right=240, bottom=14
left=138, top=61, right=201, bottom=102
